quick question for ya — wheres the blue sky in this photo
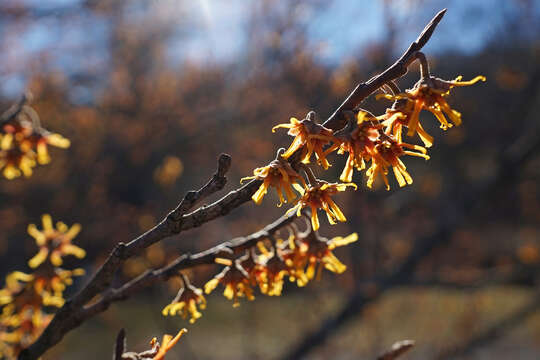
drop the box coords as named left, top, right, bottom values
left=171, top=0, right=539, bottom=63
left=1, top=0, right=538, bottom=98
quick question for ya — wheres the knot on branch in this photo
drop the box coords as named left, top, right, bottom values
left=183, top=191, right=198, bottom=202
left=115, top=242, right=128, bottom=260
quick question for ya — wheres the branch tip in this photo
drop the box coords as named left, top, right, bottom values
left=113, top=329, right=126, bottom=360
left=217, top=153, right=232, bottom=176
left=415, top=9, right=447, bottom=49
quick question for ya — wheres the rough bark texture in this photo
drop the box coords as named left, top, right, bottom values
left=19, top=9, right=448, bottom=360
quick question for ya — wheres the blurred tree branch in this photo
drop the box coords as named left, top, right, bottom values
left=437, top=291, right=540, bottom=359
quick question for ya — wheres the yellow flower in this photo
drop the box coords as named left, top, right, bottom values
left=237, top=252, right=268, bottom=293
left=0, top=134, right=36, bottom=180
left=280, top=245, right=309, bottom=287
left=27, top=214, right=85, bottom=269
left=152, top=328, right=187, bottom=360
left=204, top=262, right=255, bottom=307
left=287, top=181, right=356, bottom=231
left=0, top=306, right=52, bottom=357
left=162, top=276, right=206, bottom=324
left=262, top=253, right=291, bottom=296
left=272, top=113, right=336, bottom=169
left=33, top=268, right=85, bottom=308
left=241, top=154, right=306, bottom=206
left=298, top=232, right=358, bottom=281
left=0, top=111, right=70, bottom=179
left=377, top=98, right=434, bottom=148
left=378, top=75, right=485, bottom=141
left=0, top=272, right=35, bottom=306
left=366, top=135, right=429, bottom=190
left=22, top=130, right=70, bottom=165
left=332, top=111, right=382, bottom=183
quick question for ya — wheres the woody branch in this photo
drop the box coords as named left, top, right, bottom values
left=279, top=67, right=540, bottom=360
left=19, top=9, right=447, bottom=360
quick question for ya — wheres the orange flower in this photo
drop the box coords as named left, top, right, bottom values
left=0, top=104, right=70, bottom=179
left=241, top=154, right=306, bottom=206
left=27, top=214, right=85, bottom=269
left=295, top=232, right=358, bottom=281
left=378, top=75, right=485, bottom=142
left=272, top=113, right=336, bottom=169
left=287, top=181, right=356, bottom=231
left=333, top=111, right=382, bottom=182
left=21, top=130, right=70, bottom=165
left=261, top=251, right=292, bottom=296
left=238, top=251, right=268, bottom=293
left=1, top=118, right=30, bottom=137
left=0, top=134, right=36, bottom=180
left=0, top=305, right=52, bottom=358
left=366, top=135, right=429, bottom=190
left=32, top=268, right=85, bottom=308
left=162, top=276, right=206, bottom=324
left=377, top=98, right=434, bottom=148
left=0, top=272, right=35, bottom=306
left=279, top=241, right=309, bottom=287
left=152, top=328, right=188, bottom=360
left=204, top=262, right=255, bottom=307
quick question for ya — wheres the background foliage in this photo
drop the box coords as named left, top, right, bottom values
left=0, top=0, right=539, bottom=358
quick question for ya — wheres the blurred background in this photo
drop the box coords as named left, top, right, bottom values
left=1, top=0, right=540, bottom=359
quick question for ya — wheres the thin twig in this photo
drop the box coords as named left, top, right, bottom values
left=79, top=211, right=298, bottom=322
left=0, top=93, right=31, bottom=125
left=113, top=329, right=126, bottom=360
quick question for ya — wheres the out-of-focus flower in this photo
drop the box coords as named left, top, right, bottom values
left=204, top=262, right=255, bottom=307
left=366, top=135, right=429, bottom=190
left=27, top=214, right=85, bottom=268
left=153, top=156, right=183, bottom=187
left=287, top=180, right=356, bottom=231
left=272, top=113, right=336, bottom=169
left=1, top=268, right=84, bottom=310
left=0, top=306, right=51, bottom=358
left=152, top=328, right=187, bottom=360
left=0, top=213, right=84, bottom=358
left=0, top=135, right=36, bottom=180
left=0, top=98, right=70, bottom=180
left=21, top=130, right=70, bottom=165
left=33, top=268, right=85, bottom=308
left=241, top=152, right=306, bottom=206
left=162, top=276, right=206, bottom=324
left=0, top=272, right=34, bottom=306
left=333, top=111, right=382, bottom=182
